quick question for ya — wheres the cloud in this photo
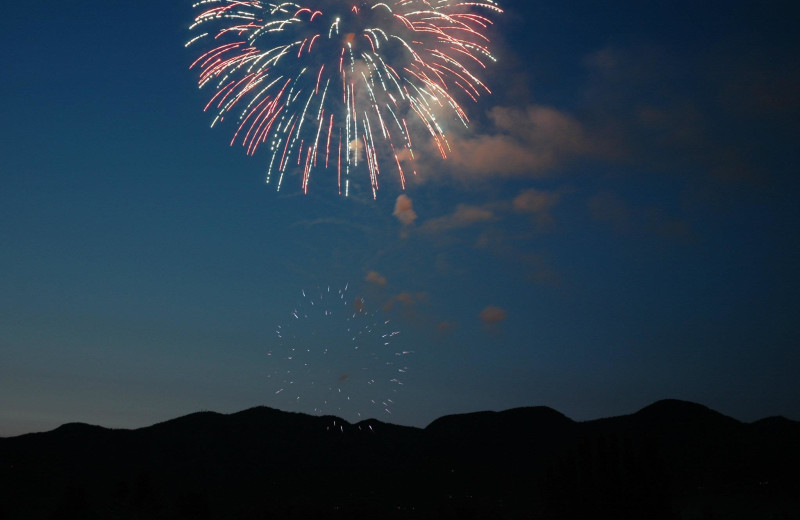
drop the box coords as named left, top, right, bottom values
left=581, top=45, right=767, bottom=184
left=588, top=191, right=694, bottom=243
left=713, top=44, right=800, bottom=118
left=348, top=138, right=364, bottom=161
left=393, top=194, right=417, bottom=226
left=513, top=188, right=561, bottom=228
left=644, top=207, right=695, bottom=244
left=383, top=292, right=429, bottom=312
left=513, top=189, right=559, bottom=214
left=437, top=321, right=457, bottom=334
left=364, top=270, right=387, bottom=286
left=472, top=223, right=564, bottom=288
left=479, top=305, right=507, bottom=324
left=445, top=105, right=605, bottom=179
left=420, top=204, right=496, bottom=234
left=395, top=293, right=417, bottom=306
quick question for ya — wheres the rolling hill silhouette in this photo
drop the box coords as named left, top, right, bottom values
left=1, top=400, right=798, bottom=519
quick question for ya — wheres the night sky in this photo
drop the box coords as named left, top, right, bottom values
left=1, top=0, right=798, bottom=437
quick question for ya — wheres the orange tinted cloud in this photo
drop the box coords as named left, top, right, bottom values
left=479, top=305, right=507, bottom=324
left=383, top=291, right=429, bottom=311
left=513, top=188, right=560, bottom=214
left=437, top=321, right=457, bottom=334
left=420, top=204, right=495, bottom=233
left=393, top=194, right=417, bottom=226
left=365, top=270, right=387, bottom=286
left=447, top=105, right=601, bottom=178
left=513, top=188, right=561, bottom=228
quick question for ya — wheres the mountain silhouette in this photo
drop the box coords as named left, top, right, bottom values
left=1, top=400, right=798, bottom=519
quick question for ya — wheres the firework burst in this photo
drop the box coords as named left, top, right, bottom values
left=267, top=285, right=410, bottom=420
left=187, top=0, right=502, bottom=198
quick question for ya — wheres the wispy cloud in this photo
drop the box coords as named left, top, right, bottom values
left=581, top=45, right=776, bottom=184
left=513, top=188, right=562, bottom=229
left=588, top=190, right=694, bottom=243
left=364, top=270, right=387, bottom=286
left=437, top=321, right=457, bottom=334
left=420, top=204, right=496, bottom=234
left=444, top=105, right=609, bottom=179
left=383, top=291, right=429, bottom=312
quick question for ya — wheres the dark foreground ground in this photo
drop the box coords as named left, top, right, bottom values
left=1, top=400, right=798, bottom=519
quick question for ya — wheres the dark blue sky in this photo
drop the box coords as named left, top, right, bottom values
left=1, top=0, right=798, bottom=436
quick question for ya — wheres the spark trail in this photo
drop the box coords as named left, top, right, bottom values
left=188, top=0, right=502, bottom=198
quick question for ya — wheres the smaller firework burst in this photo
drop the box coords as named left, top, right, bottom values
left=267, top=285, right=409, bottom=420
